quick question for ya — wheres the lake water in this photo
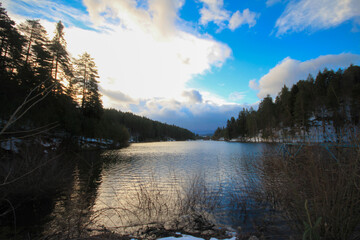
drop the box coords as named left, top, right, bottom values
left=37, top=141, right=274, bottom=238
left=94, top=141, right=269, bottom=228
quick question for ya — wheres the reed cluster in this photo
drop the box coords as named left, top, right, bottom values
left=252, top=139, right=360, bottom=239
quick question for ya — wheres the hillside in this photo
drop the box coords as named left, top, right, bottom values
left=213, top=65, right=360, bottom=143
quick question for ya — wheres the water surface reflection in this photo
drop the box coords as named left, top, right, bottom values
left=41, top=141, right=273, bottom=238
left=91, top=141, right=269, bottom=232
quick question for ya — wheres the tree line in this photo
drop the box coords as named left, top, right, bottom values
left=102, top=109, right=195, bottom=142
left=0, top=4, right=195, bottom=147
left=213, top=65, right=360, bottom=142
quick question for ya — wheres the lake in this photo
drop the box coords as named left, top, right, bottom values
left=12, top=141, right=277, bottom=238
left=92, top=141, right=269, bottom=229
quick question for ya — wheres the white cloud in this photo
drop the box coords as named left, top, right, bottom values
left=266, top=0, right=283, bottom=7
left=228, top=9, right=258, bottom=30
left=3, top=0, right=91, bottom=28
left=229, top=91, right=246, bottom=101
left=182, top=90, right=203, bottom=103
left=91, top=88, right=247, bottom=133
left=149, top=0, right=185, bottom=37
left=6, top=0, right=231, bottom=102
left=100, top=87, right=138, bottom=104
left=248, top=79, right=259, bottom=91
left=251, top=53, right=360, bottom=99
left=66, top=0, right=230, bottom=102
left=199, top=0, right=230, bottom=27
left=275, top=0, right=360, bottom=36
left=4, top=0, right=246, bottom=133
left=134, top=94, right=247, bottom=133
left=198, top=0, right=259, bottom=30
left=63, top=26, right=232, bottom=102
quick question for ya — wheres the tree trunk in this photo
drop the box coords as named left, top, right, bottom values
left=81, top=65, right=87, bottom=110
left=25, top=32, right=33, bottom=65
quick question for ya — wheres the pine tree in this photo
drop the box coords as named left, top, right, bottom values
left=246, top=107, right=258, bottom=141
left=32, top=37, right=52, bottom=85
left=236, top=109, right=248, bottom=140
left=49, top=21, right=72, bottom=94
left=17, top=19, right=50, bottom=90
left=226, top=117, right=236, bottom=139
left=294, top=80, right=313, bottom=133
left=73, top=52, right=103, bottom=119
left=275, top=85, right=292, bottom=128
left=258, top=95, right=276, bottom=139
left=18, top=20, right=47, bottom=66
left=0, top=4, right=26, bottom=120
left=343, top=65, right=360, bottom=124
left=0, top=4, right=24, bottom=74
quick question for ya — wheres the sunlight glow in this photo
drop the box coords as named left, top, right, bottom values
left=63, top=0, right=232, bottom=105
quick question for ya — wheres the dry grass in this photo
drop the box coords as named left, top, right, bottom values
left=251, top=139, right=360, bottom=239
left=91, top=173, right=221, bottom=234
left=42, top=171, right=223, bottom=239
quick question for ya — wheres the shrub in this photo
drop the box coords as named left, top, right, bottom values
left=254, top=140, right=360, bottom=239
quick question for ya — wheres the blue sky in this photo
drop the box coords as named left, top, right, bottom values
left=4, top=0, right=360, bottom=134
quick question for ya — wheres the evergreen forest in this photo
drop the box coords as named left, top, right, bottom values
left=213, top=65, right=360, bottom=142
left=0, top=4, right=195, bottom=148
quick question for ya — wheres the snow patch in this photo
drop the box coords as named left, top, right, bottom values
left=158, top=235, right=236, bottom=240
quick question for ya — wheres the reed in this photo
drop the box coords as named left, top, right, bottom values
left=43, top=171, right=224, bottom=239
left=252, top=139, right=360, bottom=239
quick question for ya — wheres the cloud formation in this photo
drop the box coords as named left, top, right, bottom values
left=248, top=79, right=259, bottom=91
left=229, top=91, right=246, bottom=101
left=4, top=0, right=241, bottom=133
left=136, top=96, right=248, bottom=133
left=182, top=90, right=203, bottom=104
left=3, top=0, right=91, bottom=26
left=47, top=0, right=232, bottom=103
left=275, top=0, right=360, bottom=36
left=250, top=53, right=360, bottom=98
left=99, top=88, right=250, bottom=133
left=198, top=0, right=258, bottom=31
left=228, top=9, right=258, bottom=30
left=266, top=0, right=283, bottom=7
left=100, top=87, right=139, bottom=107
left=199, top=0, right=230, bottom=27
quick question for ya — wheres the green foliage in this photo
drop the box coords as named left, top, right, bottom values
left=303, top=200, right=321, bottom=240
left=212, top=127, right=226, bottom=140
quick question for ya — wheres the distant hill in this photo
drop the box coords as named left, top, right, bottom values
left=102, top=109, right=195, bottom=142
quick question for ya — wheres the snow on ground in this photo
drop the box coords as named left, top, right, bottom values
left=0, top=137, right=20, bottom=152
left=158, top=235, right=236, bottom=240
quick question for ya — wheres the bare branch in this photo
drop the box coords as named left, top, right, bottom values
left=2, top=123, right=60, bottom=141
left=0, top=155, right=61, bottom=187
left=0, top=122, right=59, bottom=135
left=0, top=80, right=55, bottom=135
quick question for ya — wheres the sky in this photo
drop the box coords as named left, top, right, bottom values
left=3, top=0, right=360, bottom=134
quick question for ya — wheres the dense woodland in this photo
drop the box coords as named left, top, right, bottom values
left=0, top=4, right=195, bottom=147
left=213, top=65, right=360, bottom=142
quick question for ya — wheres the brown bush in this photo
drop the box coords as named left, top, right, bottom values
left=254, top=140, right=360, bottom=239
